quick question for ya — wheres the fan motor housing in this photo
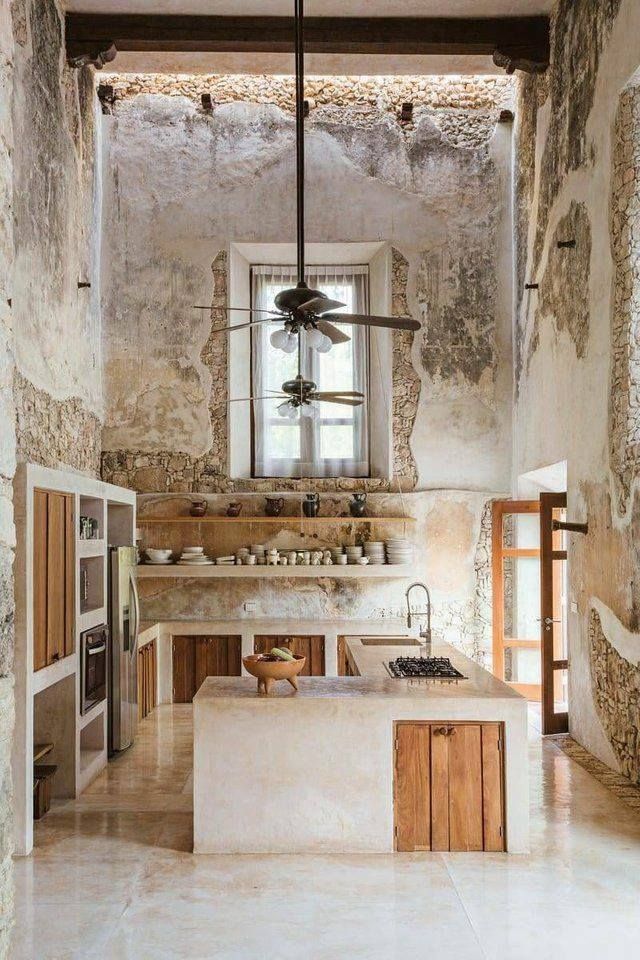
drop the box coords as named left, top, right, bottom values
left=275, top=283, right=327, bottom=315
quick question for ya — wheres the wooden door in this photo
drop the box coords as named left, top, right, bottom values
left=33, top=489, right=75, bottom=671
left=254, top=635, right=325, bottom=675
left=138, top=640, right=158, bottom=720
left=394, top=722, right=504, bottom=852
left=172, top=635, right=242, bottom=702
left=172, top=635, right=196, bottom=703
left=492, top=499, right=542, bottom=700
left=194, top=636, right=242, bottom=691
left=540, top=492, right=569, bottom=735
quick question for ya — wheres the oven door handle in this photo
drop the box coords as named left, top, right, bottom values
left=87, top=643, right=106, bottom=656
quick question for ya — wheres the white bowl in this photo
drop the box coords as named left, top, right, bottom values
left=146, top=548, right=172, bottom=559
left=182, top=546, right=204, bottom=554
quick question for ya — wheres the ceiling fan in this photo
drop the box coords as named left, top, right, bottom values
left=194, top=0, right=421, bottom=356
left=229, top=373, right=364, bottom=420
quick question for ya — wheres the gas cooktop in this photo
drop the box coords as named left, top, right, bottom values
left=385, top=656, right=466, bottom=680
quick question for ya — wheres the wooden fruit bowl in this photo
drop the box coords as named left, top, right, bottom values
left=243, top=654, right=306, bottom=695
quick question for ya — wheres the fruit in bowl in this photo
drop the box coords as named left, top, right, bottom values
left=243, top=651, right=306, bottom=695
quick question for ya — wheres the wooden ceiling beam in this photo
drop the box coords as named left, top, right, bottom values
left=65, top=14, right=549, bottom=74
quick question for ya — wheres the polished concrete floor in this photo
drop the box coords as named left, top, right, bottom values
left=11, top=704, right=640, bottom=959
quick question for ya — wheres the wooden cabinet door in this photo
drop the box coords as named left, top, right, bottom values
left=394, top=722, right=504, bottom=852
left=33, top=489, right=75, bottom=671
left=254, top=635, right=325, bottom=676
left=173, top=635, right=242, bottom=702
left=33, top=490, right=49, bottom=671
left=172, top=635, right=196, bottom=703
left=194, top=636, right=242, bottom=691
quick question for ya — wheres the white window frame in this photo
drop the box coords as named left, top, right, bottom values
left=227, top=242, right=393, bottom=481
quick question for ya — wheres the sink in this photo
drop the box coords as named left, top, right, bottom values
left=359, top=636, right=421, bottom=646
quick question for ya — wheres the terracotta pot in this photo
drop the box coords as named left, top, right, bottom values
left=242, top=654, right=306, bottom=694
left=190, top=499, right=208, bottom=518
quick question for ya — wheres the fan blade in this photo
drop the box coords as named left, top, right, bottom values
left=316, top=320, right=351, bottom=345
left=310, top=391, right=364, bottom=399
left=207, top=316, right=278, bottom=335
left=228, top=394, right=287, bottom=403
left=322, top=312, right=421, bottom=331
left=298, top=297, right=346, bottom=316
left=314, top=396, right=363, bottom=407
left=193, top=305, right=283, bottom=315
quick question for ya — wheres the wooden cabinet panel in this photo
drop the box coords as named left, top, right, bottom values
left=33, top=491, right=48, bottom=672
left=172, top=635, right=196, bottom=703
left=481, top=724, right=505, bottom=852
left=254, top=635, right=325, bottom=676
left=33, top=489, right=75, bottom=672
left=172, top=635, right=242, bottom=703
left=394, top=722, right=504, bottom=853
left=394, top=723, right=430, bottom=852
left=448, top=725, right=483, bottom=852
left=429, top=727, right=450, bottom=852
left=138, top=640, right=157, bottom=721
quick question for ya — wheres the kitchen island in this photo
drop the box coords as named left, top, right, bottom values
left=193, top=637, right=528, bottom=854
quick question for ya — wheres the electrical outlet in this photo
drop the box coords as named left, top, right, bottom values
left=244, top=601, right=257, bottom=614
left=570, top=601, right=578, bottom=614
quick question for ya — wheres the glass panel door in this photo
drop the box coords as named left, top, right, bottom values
left=492, top=500, right=542, bottom=700
left=540, top=492, right=569, bottom=734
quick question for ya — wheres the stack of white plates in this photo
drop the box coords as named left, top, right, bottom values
left=363, top=541, right=386, bottom=565
left=330, top=547, right=344, bottom=562
left=385, top=539, right=413, bottom=565
left=177, top=546, right=214, bottom=566
left=345, top=545, right=363, bottom=564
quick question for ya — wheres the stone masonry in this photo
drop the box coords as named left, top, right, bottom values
left=610, top=83, right=640, bottom=515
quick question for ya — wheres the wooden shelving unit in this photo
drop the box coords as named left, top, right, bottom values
left=136, top=564, right=414, bottom=579
left=137, top=515, right=415, bottom=525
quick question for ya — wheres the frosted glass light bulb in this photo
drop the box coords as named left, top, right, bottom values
left=270, top=328, right=290, bottom=350
left=316, top=333, right=332, bottom=353
left=305, top=326, right=323, bottom=349
left=282, top=332, right=298, bottom=354
left=300, top=402, right=318, bottom=419
left=286, top=403, right=299, bottom=420
left=277, top=401, right=290, bottom=418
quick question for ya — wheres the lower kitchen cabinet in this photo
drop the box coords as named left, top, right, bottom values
left=172, top=635, right=242, bottom=703
left=394, top=721, right=505, bottom=852
left=253, top=635, right=325, bottom=676
left=138, top=640, right=157, bottom=721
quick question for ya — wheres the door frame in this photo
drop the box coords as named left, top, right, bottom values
left=491, top=499, right=541, bottom=700
left=540, top=492, right=569, bottom=734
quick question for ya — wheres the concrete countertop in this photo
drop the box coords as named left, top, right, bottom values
left=194, top=637, right=524, bottom=703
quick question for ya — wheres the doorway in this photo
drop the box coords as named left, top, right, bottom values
left=491, top=488, right=569, bottom=734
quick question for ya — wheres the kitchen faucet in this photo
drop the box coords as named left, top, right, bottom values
left=405, top=582, right=432, bottom=654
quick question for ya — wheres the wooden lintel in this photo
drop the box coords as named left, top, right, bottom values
left=66, top=14, right=549, bottom=74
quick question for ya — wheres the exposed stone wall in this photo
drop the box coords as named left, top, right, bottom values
left=514, top=0, right=640, bottom=775
left=589, top=608, right=640, bottom=783
left=101, top=246, right=421, bottom=494
left=0, top=0, right=15, bottom=952
left=100, top=76, right=514, bottom=498
left=13, top=372, right=102, bottom=477
left=11, top=0, right=102, bottom=476
left=610, top=83, right=640, bottom=515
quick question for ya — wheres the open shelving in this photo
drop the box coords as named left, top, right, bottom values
left=136, top=564, right=414, bottom=579
left=137, top=515, right=415, bottom=525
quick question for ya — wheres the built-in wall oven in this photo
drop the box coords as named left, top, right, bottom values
left=81, top=624, right=108, bottom=715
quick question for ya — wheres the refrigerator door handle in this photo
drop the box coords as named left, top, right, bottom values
left=130, top=571, right=140, bottom=658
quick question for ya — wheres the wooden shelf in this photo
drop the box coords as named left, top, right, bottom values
left=136, top=564, right=414, bottom=579
left=77, top=538, right=105, bottom=558
left=33, top=743, right=54, bottom=763
left=137, top=515, right=415, bottom=525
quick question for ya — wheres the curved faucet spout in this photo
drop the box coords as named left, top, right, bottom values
left=405, top=582, right=432, bottom=648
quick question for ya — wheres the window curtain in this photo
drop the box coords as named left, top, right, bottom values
left=252, top=264, right=369, bottom=478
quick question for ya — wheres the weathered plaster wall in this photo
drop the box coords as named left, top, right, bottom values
left=0, top=0, right=16, bottom=953
left=10, top=0, right=102, bottom=475
left=99, top=74, right=514, bottom=497
left=137, top=490, right=496, bottom=666
left=515, top=0, right=640, bottom=778
left=99, top=74, right=514, bottom=657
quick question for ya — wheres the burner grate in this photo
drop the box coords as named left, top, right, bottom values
left=387, top=656, right=466, bottom=680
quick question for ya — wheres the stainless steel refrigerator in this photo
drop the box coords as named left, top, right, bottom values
left=108, top=546, right=140, bottom=754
